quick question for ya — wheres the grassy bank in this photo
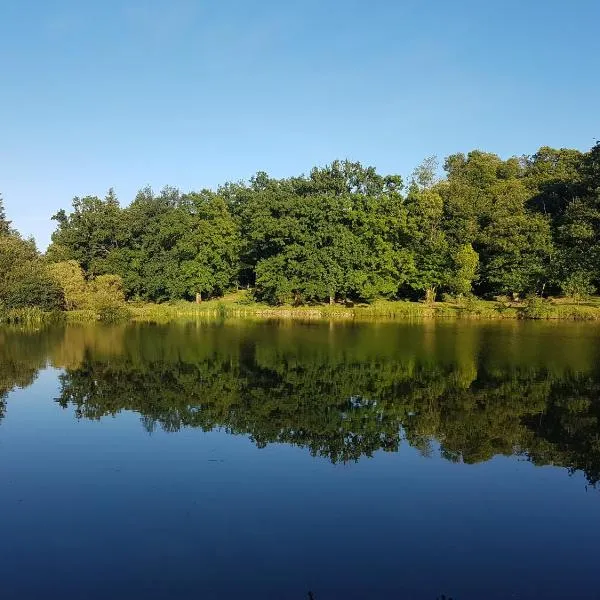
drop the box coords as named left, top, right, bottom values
left=6, top=292, right=600, bottom=326
left=0, top=307, right=64, bottom=326
left=118, top=292, right=600, bottom=323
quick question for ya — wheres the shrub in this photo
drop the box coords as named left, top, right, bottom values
left=96, top=305, right=131, bottom=323
left=520, top=295, right=553, bottom=319
left=47, top=260, right=91, bottom=310
left=561, top=271, right=596, bottom=303
left=90, top=274, right=126, bottom=313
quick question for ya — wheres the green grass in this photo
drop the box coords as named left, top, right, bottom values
left=0, top=307, right=64, bottom=325
left=7, top=292, right=600, bottom=326
left=121, top=291, right=600, bottom=323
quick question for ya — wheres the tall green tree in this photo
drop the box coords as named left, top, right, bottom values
left=0, top=194, right=11, bottom=235
left=0, top=233, right=63, bottom=311
left=47, top=189, right=122, bottom=276
left=524, top=146, right=584, bottom=217
left=478, top=180, right=553, bottom=297
left=169, top=191, right=240, bottom=300
left=552, top=142, right=600, bottom=294
left=406, top=185, right=450, bottom=302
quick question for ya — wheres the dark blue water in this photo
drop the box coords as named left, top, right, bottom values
left=1, top=322, right=599, bottom=599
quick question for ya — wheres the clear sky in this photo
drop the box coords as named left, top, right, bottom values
left=1, top=0, right=599, bottom=248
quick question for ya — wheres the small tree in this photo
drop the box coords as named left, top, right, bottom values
left=452, top=244, right=479, bottom=296
left=561, top=271, right=595, bottom=303
left=47, top=260, right=91, bottom=310
left=90, top=274, right=127, bottom=320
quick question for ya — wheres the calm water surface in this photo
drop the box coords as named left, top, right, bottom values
left=1, top=320, right=600, bottom=600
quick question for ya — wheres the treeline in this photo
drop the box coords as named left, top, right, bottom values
left=2, top=141, right=600, bottom=310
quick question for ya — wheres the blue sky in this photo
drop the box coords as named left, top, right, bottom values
left=1, top=0, right=599, bottom=248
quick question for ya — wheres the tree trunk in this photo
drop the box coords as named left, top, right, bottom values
left=425, top=287, right=436, bottom=304
left=196, top=292, right=202, bottom=304
left=329, top=294, right=334, bottom=305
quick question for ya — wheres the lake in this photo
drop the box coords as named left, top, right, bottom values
left=1, top=320, right=599, bottom=600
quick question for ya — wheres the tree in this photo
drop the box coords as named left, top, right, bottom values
left=242, top=162, right=412, bottom=304
left=0, top=234, right=63, bottom=311
left=551, top=143, right=600, bottom=294
left=452, top=244, right=479, bottom=296
left=47, top=190, right=123, bottom=276
left=411, top=155, right=439, bottom=190
left=524, top=146, right=584, bottom=217
left=0, top=194, right=11, bottom=235
left=478, top=181, right=553, bottom=297
left=170, top=192, right=240, bottom=301
left=561, top=271, right=595, bottom=302
left=406, top=186, right=450, bottom=302
left=47, top=260, right=91, bottom=310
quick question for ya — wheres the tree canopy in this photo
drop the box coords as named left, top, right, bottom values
left=3, top=141, right=600, bottom=310
left=0, top=196, right=63, bottom=314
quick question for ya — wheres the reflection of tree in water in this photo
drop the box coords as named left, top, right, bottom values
left=54, top=331, right=600, bottom=485
left=0, top=326, right=65, bottom=425
left=3, top=322, right=600, bottom=485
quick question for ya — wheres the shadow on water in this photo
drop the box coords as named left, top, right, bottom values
left=2, top=320, right=600, bottom=486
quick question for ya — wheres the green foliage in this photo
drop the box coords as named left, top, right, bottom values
left=47, top=260, right=91, bottom=310
left=520, top=296, right=553, bottom=319
left=47, top=187, right=240, bottom=303
left=524, top=146, right=584, bottom=217
left=46, top=260, right=129, bottom=320
left=89, top=274, right=129, bottom=321
left=47, top=189, right=122, bottom=276
left=405, top=186, right=450, bottom=302
left=452, top=244, right=479, bottom=296
left=238, top=162, right=411, bottom=304
left=561, top=271, right=596, bottom=301
left=0, top=232, right=63, bottom=312
left=0, top=194, right=11, bottom=235
left=5, top=140, right=600, bottom=311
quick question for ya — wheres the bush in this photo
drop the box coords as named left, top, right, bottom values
left=236, top=289, right=257, bottom=305
left=90, top=274, right=126, bottom=315
left=441, top=293, right=456, bottom=303
left=520, top=296, right=553, bottom=319
left=1, top=273, right=63, bottom=311
left=47, top=260, right=91, bottom=310
left=561, top=271, right=595, bottom=302
left=97, top=305, right=131, bottom=323
left=47, top=262, right=128, bottom=319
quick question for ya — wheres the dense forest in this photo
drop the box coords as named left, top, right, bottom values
left=2, top=322, right=600, bottom=485
left=1, top=141, right=599, bottom=311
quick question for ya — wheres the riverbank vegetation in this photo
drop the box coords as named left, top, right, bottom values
left=120, top=292, right=600, bottom=323
left=1, top=141, right=600, bottom=321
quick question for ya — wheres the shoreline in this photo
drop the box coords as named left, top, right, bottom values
left=74, top=297, right=600, bottom=324
left=4, top=297, right=600, bottom=326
